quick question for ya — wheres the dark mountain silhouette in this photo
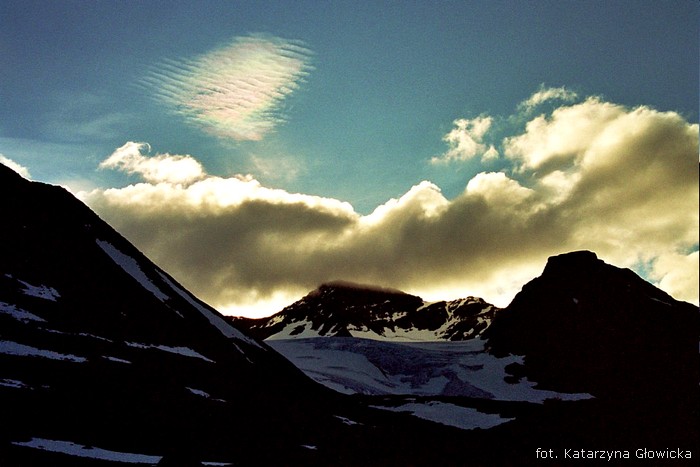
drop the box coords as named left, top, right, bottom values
left=485, top=250, right=699, bottom=398
left=484, top=251, right=699, bottom=454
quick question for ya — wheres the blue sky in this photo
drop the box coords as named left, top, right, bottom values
left=1, top=1, right=698, bottom=316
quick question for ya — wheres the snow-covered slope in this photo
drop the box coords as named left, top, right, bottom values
left=262, top=251, right=698, bottom=444
left=268, top=337, right=591, bottom=402
left=233, top=281, right=497, bottom=341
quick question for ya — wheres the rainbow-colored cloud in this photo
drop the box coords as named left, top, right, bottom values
left=142, top=34, right=312, bottom=141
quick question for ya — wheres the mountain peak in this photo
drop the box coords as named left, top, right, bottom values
left=308, top=280, right=415, bottom=302
left=486, top=250, right=699, bottom=398
left=234, top=284, right=497, bottom=341
left=544, top=250, right=599, bottom=269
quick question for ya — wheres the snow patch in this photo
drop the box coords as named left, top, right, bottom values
left=0, top=378, right=31, bottom=390
left=0, top=340, right=87, bottom=363
left=11, top=438, right=162, bottom=464
left=96, top=240, right=169, bottom=302
left=126, top=342, right=214, bottom=363
left=19, top=280, right=60, bottom=301
left=78, top=332, right=113, bottom=342
left=355, top=325, right=442, bottom=342
left=266, top=319, right=323, bottom=340
left=371, top=401, right=514, bottom=430
left=650, top=297, right=672, bottom=306
left=265, top=314, right=285, bottom=327
left=334, top=415, right=361, bottom=426
left=103, top=355, right=132, bottom=364
left=186, top=387, right=211, bottom=398
left=268, top=339, right=389, bottom=395
left=185, top=387, right=227, bottom=403
left=0, top=301, right=46, bottom=323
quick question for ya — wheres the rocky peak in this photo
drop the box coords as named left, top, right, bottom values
left=486, top=251, right=699, bottom=399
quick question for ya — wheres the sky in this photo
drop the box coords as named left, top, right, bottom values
left=1, top=0, right=698, bottom=317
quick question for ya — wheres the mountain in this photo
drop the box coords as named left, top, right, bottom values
left=485, top=250, right=699, bottom=398
left=232, top=281, right=497, bottom=341
left=0, top=163, right=497, bottom=466
left=238, top=250, right=699, bottom=459
left=2, top=161, right=698, bottom=465
left=0, top=162, right=338, bottom=465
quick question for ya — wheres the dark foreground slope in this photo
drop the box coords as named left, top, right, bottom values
left=0, top=163, right=492, bottom=466
left=0, top=163, right=343, bottom=464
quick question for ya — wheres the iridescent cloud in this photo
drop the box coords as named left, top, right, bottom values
left=141, top=34, right=313, bottom=141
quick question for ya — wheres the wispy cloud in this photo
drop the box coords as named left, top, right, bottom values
left=81, top=92, right=699, bottom=316
left=42, top=92, right=133, bottom=143
left=518, top=85, right=578, bottom=112
left=141, top=34, right=313, bottom=141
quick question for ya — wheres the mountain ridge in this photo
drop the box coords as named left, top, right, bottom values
left=232, top=281, right=497, bottom=341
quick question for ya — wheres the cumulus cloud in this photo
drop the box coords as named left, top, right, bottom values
left=431, top=116, right=498, bottom=164
left=505, top=96, right=624, bottom=173
left=81, top=93, right=699, bottom=316
left=141, top=34, right=312, bottom=141
left=0, top=154, right=31, bottom=179
left=99, top=142, right=206, bottom=184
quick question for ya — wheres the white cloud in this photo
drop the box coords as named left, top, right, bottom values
left=81, top=92, right=699, bottom=315
left=465, top=172, right=539, bottom=211
left=99, top=142, right=206, bottom=184
left=141, top=34, right=312, bottom=141
left=0, top=154, right=31, bottom=179
left=650, top=251, right=699, bottom=305
left=431, top=116, right=497, bottom=164
left=504, top=97, right=622, bottom=172
left=518, top=85, right=578, bottom=112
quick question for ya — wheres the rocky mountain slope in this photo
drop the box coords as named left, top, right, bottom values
left=237, top=250, right=699, bottom=460
left=0, top=163, right=495, bottom=466
left=232, top=281, right=496, bottom=341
